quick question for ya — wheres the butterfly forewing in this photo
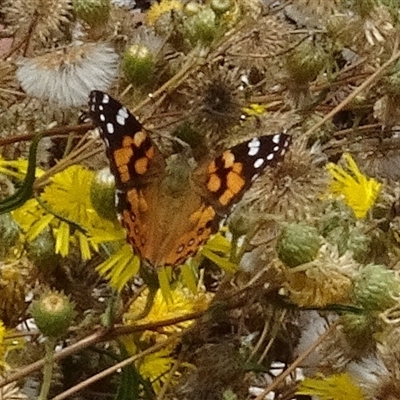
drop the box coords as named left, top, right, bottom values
left=205, top=134, right=291, bottom=212
left=89, top=90, right=161, bottom=188
left=89, top=90, right=164, bottom=262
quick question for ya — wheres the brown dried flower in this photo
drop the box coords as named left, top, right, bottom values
left=4, top=0, right=73, bottom=47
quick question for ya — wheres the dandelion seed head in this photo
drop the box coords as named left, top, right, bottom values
left=16, top=43, right=119, bottom=107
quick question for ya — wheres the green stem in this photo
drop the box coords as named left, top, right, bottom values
left=38, top=337, right=56, bottom=400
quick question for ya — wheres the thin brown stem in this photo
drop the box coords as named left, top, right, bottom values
left=254, top=320, right=340, bottom=400
left=51, top=333, right=182, bottom=400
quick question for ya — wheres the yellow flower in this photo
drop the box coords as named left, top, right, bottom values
left=297, top=373, right=365, bottom=400
left=242, top=103, right=266, bottom=116
left=146, top=0, right=182, bottom=26
left=125, top=285, right=212, bottom=338
left=41, top=165, right=95, bottom=225
left=137, top=347, right=176, bottom=393
left=0, top=155, right=44, bottom=180
left=12, top=165, right=124, bottom=260
left=326, top=153, right=382, bottom=219
left=96, top=244, right=140, bottom=292
left=122, top=336, right=177, bottom=394
left=0, top=319, right=25, bottom=371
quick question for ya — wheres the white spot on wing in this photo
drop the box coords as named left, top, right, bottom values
left=106, top=122, right=114, bottom=134
left=267, top=153, right=274, bottom=160
left=272, top=134, right=281, bottom=144
left=273, top=145, right=280, bottom=152
left=103, top=94, right=109, bottom=104
left=100, top=114, right=105, bottom=122
left=254, top=158, right=264, bottom=168
left=248, top=137, right=260, bottom=156
left=116, top=115, right=126, bottom=126
left=119, top=107, right=129, bottom=119
left=99, top=105, right=104, bottom=111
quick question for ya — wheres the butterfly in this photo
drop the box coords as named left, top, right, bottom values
left=88, top=90, right=291, bottom=269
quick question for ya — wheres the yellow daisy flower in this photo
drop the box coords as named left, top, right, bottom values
left=146, top=0, right=182, bottom=26
left=13, top=165, right=124, bottom=260
left=125, top=285, right=212, bottom=337
left=326, top=153, right=382, bottom=219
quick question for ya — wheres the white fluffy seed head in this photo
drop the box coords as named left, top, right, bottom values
left=16, top=43, right=119, bottom=107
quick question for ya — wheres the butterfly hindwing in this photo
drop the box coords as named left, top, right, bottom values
left=205, top=134, right=291, bottom=212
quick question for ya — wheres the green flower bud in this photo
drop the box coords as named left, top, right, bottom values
left=184, top=7, right=218, bottom=45
left=323, top=225, right=370, bottom=263
left=345, top=227, right=371, bottom=263
left=90, top=168, right=116, bottom=221
left=210, top=0, right=232, bottom=15
left=31, top=291, right=75, bottom=338
left=73, top=0, right=110, bottom=27
left=276, top=223, right=321, bottom=268
left=341, top=313, right=379, bottom=353
left=27, top=229, right=60, bottom=272
left=228, top=210, right=251, bottom=240
left=0, top=213, right=20, bottom=258
left=286, top=41, right=327, bottom=84
left=122, top=44, right=156, bottom=86
left=353, top=264, right=400, bottom=311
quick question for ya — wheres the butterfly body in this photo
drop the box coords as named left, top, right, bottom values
left=89, top=90, right=291, bottom=269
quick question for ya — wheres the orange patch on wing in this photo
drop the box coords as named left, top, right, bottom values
left=118, top=165, right=131, bottom=183
left=164, top=205, right=217, bottom=266
left=227, top=171, right=245, bottom=193
left=231, top=162, right=243, bottom=174
left=208, top=160, right=217, bottom=174
left=207, top=174, right=222, bottom=192
left=126, top=189, right=148, bottom=213
left=145, top=146, right=155, bottom=159
left=134, top=157, right=149, bottom=175
left=122, top=136, right=134, bottom=147
left=113, top=147, right=133, bottom=167
left=221, top=150, right=235, bottom=168
left=217, top=170, right=245, bottom=206
left=133, top=130, right=147, bottom=147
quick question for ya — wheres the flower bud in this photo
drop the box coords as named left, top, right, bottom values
left=90, top=167, right=116, bottom=221
left=122, top=44, right=156, bottom=86
left=210, top=0, right=232, bottom=15
left=184, top=7, right=218, bottom=46
left=30, top=291, right=75, bottom=338
left=183, top=1, right=203, bottom=16
left=287, top=41, right=327, bottom=84
left=352, top=264, right=400, bottom=311
left=276, top=223, right=321, bottom=268
left=27, top=229, right=60, bottom=272
left=341, top=313, right=378, bottom=353
left=0, top=213, right=20, bottom=258
left=73, top=0, right=110, bottom=27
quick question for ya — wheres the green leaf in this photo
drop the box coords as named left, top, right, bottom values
left=0, top=133, right=42, bottom=214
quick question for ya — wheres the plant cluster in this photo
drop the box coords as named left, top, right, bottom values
left=1, top=0, right=400, bottom=399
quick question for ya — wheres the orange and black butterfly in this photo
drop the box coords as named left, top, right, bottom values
left=89, top=90, right=291, bottom=269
